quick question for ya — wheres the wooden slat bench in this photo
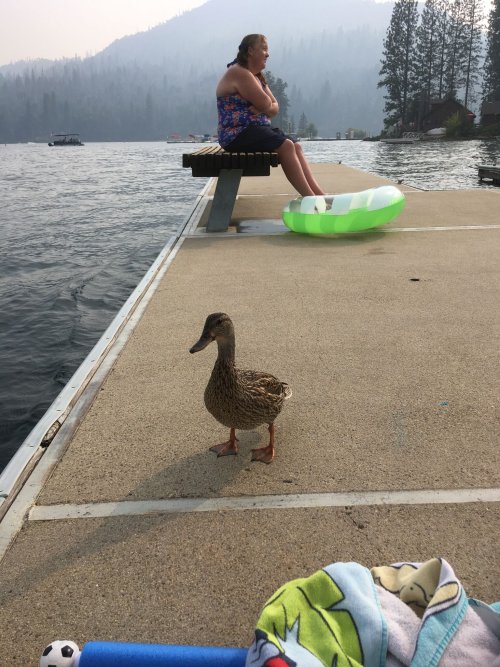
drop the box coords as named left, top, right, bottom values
left=183, top=146, right=280, bottom=232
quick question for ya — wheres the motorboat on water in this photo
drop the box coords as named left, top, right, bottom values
left=48, top=133, right=84, bottom=146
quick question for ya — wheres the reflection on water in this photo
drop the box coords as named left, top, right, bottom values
left=303, top=138, right=500, bottom=190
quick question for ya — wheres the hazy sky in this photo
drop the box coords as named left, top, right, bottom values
left=0, top=0, right=494, bottom=67
left=0, top=0, right=207, bottom=66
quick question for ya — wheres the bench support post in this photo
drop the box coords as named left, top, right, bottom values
left=207, top=169, right=243, bottom=232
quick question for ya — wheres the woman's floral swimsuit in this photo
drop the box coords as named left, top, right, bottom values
left=217, top=93, right=270, bottom=148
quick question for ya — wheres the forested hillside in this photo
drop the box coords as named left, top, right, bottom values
left=0, top=0, right=392, bottom=142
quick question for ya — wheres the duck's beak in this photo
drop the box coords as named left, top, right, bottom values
left=189, top=332, right=214, bottom=353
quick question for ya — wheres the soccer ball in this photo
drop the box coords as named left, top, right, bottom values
left=40, top=640, right=80, bottom=667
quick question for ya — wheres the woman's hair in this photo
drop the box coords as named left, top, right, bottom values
left=228, top=34, right=267, bottom=85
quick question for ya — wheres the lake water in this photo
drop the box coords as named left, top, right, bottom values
left=0, top=139, right=498, bottom=473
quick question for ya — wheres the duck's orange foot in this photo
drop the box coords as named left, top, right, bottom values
left=251, top=444, right=274, bottom=464
left=210, top=440, right=238, bottom=457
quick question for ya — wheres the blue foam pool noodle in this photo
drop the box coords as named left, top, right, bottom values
left=78, top=641, right=248, bottom=667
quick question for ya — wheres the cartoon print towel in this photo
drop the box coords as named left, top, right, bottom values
left=372, top=559, right=500, bottom=666
left=245, top=558, right=500, bottom=667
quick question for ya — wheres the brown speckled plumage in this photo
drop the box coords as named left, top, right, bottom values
left=190, top=313, right=291, bottom=462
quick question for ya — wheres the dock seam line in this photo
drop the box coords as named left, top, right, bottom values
left=186, top=224, right=500, bottom=239
left=29, top=488, right=500, bottom=521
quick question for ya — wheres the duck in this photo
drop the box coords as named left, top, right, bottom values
left=189, top=313, right=292, bottom=463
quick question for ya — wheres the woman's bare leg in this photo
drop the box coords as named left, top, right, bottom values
left=295, top=143, right=325, bottom=195
left=276, top=139, right=316, bottom=196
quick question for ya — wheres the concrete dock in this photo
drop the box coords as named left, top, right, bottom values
left=0, top=163, right=499, bottom=665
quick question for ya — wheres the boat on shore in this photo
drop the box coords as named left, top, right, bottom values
left=382, top=128, right=450, bottom=144
left=381, top=131, right=424, bottom=145
left=381, top=138, right=417, bottom=144
left=167, top=133, right=217, bottom=144
left=48, top=133, right=84, bottom=147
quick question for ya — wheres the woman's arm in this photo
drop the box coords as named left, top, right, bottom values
left=234, top=68, right=276, bottom=115
left=261, top=84, right=279, bottom=118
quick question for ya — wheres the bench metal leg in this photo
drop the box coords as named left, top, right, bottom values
left=206, top=169, right=242, bottom=232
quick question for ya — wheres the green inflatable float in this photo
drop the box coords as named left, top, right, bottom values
left=282, top=185, right=405, bottom=234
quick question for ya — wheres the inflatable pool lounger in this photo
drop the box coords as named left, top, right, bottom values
left=282, top=185, right=406, bottom=234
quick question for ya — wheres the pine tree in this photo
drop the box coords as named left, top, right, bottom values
left=378, top=0, right=419, bottom=130
left=306, top=122, right=318, bottom=138
left=265, top=70, right=290, bottom=130
left=443, top=0, right=469, bottom=100
left=483, top=0, right=500, bottom=102
left=433, top=0, right=451, bottom=99
left=298, top=112, right=308, bottom=137
left=413, top=0, right=442, bottom=124
left=461, top=0, right=484, bottom=109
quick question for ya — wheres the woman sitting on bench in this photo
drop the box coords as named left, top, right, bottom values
left=216, top=33, right=325, bottom=197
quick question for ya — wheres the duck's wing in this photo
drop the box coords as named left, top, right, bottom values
left=237, top=369, right=291, bottom=399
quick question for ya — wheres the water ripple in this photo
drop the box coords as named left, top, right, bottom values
left=302, top=138, right=499, bottom=190
left=0, top=142, right=207, bottom=469
left=0, top=138, right=498, bottom=471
